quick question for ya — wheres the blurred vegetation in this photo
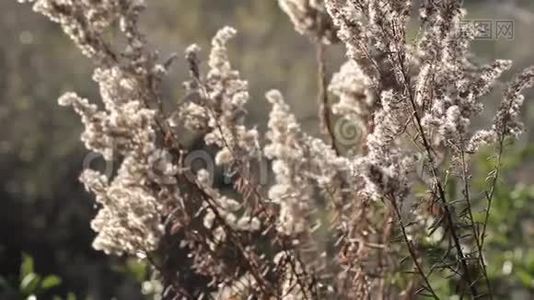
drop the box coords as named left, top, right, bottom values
left=473, top=144, right=534, bottom=299
left=417, top=142, right=534, bottom=298
left=1, top=0, right=534, bottom=298
left=1, top=253, right=64, bottom=299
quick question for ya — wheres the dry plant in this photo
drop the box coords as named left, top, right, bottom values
left=21, top=0, right=534, bottom=299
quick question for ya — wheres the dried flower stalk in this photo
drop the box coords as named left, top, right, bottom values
left=25, top=0, right=534, bottom=298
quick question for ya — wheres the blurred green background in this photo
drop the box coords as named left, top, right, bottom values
left=1, top=0, right=534, bottom=298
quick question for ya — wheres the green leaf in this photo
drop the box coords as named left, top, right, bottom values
left=516, top=269, right=534, bottom=288
left=66, top=292, right=77, bottom=300
left=20, top=273, right=41, bottom=295
left=41, top=275, right=62, bottom=290
left=124, top=258, right=148, bottom=282
left=20, top=253, right=34, bottom=279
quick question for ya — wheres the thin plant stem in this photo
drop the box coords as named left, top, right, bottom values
left=392, top=45, right=478, bottom=297
left=315, top=41, right=340, bottom=155
left=480, top=135, right=505, bottom=249
left=389, top=194, right=439, bottom=300
left=458, top=142, right=493, bottom=298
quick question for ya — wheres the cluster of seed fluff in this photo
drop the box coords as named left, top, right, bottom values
left=197, top=169, right=261, bottom=244
left=265, top=92, right=349, bottom=293
left=328, top=60, right=375, bottom=146
left=355, top=90, right=414, bottom=202
left=58, top=68, right=157, bottom=160
left=493, top=68, right=534, bottom=136
left=80, top=169, right=163, bottom=256
left=420, top=59, right=513, bottom=146
left=324, top=0, right=413, bottom=82
left=324, top=0, right=532, bottom=199
left=323, top=0, right=366, bottom=60
left=329, top=60, right=374, bottom=120
left=40, top=0, right=180, bottom=256
left=264, top=90, right=315, bottom=236
left=319, top=1, right=533, bottom=295
left=322, top=0, right=413, bottom=201
left=30, top=0, right=127, bottom=62
left=57, top=69, right=178, bottom=256
left=268, top=90, right=351, bottom=191
left=180, top=28, right=261, bottom=169
left=413, top=5, right=515, bottom=149
left=204, top=27, right=261, bottom=167
left=466, top=67, right=534, bottom=152
left=278, top=0, right=337, bottom=43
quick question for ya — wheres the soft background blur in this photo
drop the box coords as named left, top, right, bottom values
left=1, top=0, right=534, bottom=299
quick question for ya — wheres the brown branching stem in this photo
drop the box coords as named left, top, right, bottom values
left=389, top=194, right=439, bottom=300
left=183, top=51, right=320, bottom=298
left=315, top=41, right=340, bottom=156
left=458, top=142, right=493, bottom=299
left=393, top=47, right=478, bottom=297
left=480, top=135, right=505, bottom=249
